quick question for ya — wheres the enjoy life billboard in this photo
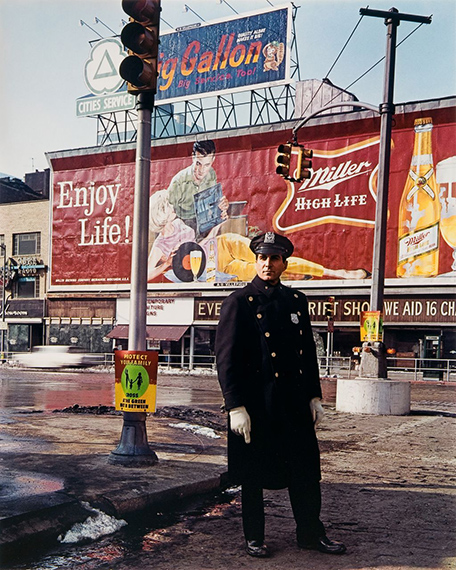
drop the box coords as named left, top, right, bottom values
left=48, top=99, right=456, bottom=290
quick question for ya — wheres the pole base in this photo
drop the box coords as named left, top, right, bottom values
left=108, top=412, right=158, bottom=467
left=336, top=378, right=410, bottom=415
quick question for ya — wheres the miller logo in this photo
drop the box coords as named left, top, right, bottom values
left=273, top=136, right=383, bottom=233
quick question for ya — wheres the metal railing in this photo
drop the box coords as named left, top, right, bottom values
left=3, top=351, right=455, bottom=381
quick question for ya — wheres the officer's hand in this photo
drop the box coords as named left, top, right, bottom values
left=310, top=398, right=325, bottom=427
left=229, top=406, right=251, bottom=444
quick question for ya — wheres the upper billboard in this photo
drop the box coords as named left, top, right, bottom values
left=76, top=6, right=292, bottom=116
left=156, top=5, right=292, bottom=104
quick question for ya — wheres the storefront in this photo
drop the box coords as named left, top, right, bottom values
left=5, top=299, right=45, bottom=352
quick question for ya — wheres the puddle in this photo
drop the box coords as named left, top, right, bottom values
left=0, top=468, right=64, bottom=498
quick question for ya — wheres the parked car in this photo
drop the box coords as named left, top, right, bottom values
left=15, top=345, right=103, bottom=369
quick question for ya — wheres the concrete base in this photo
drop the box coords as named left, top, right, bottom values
left=336, top=378, right=411, bottom=415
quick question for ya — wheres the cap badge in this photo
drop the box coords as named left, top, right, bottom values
left=291, top=313, right=299, bottom=324
left=264, top=232, right=275, bottom=244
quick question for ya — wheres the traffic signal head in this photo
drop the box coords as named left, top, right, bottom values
left=325, top=296, right=335, bottom=319
left=296, top=147, right=313, bottom=181
left=119, top=0, right=161, bottom=94
left=275, top=143, right=292, bottom=178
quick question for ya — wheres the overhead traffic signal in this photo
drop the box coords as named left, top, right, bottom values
left=275, top=143, right=313, bottom=182
left=119, top=0, right=161, bottom=94
left=275, top=143, right=292, bottom=178
left=296, top=147, right=313, bottom=181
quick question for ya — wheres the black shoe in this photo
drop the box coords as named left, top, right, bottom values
left=246, top=540, right=270, bottom=558
left=298, top=535, right=346, bottom=554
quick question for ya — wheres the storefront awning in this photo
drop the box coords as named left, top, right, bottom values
left=107, top=325, right=189, bottom=341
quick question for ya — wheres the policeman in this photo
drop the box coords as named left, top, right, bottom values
left=215, top=231, right=346, bottom=558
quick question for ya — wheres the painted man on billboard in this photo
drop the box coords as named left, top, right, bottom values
left=167, top=140, right=229, bottom=236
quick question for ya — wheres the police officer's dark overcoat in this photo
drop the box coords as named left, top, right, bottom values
left=216, top=275, right=323, bottom=489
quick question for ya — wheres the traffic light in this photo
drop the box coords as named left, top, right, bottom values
left=275, top=143, right=292, bottom=178
left=325, top=296, right=335, bottom=319
left=296, top=147, right=313, bottom=181
left=119, top=0, right=161, bottom=94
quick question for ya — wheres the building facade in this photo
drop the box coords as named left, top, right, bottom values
left=40, top=95, right=455, bottom=363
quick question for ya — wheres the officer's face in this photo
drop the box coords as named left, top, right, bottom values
left=255, top=253, right=288, bottom=284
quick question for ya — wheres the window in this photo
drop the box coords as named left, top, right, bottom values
left=13, top=232, right=41, bottom=256
left=15, top=276, right=40, bottom=298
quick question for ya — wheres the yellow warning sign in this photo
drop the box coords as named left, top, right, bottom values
left=114, top=350, right=158, bottom=412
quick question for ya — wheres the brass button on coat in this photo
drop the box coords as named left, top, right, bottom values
left=271, top=352, right=276, bottom=357
left=257, top=313, right=262, bottom=319
left=265, top=332, right=270, bottom=337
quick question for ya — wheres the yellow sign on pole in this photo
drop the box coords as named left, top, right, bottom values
left=360, top=311, right=383, bottom=342
left=115, top=350, right=158, bottom=412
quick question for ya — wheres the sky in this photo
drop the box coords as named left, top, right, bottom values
left=0, top=0, right=454, bottom=180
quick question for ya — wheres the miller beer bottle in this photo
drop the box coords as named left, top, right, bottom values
left=397, top=117, right=440, bottom=277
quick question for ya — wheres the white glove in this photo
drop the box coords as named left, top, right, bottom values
left=310, top=398, right=325, bottom=427
left=229, top=406, right=251, bottom=444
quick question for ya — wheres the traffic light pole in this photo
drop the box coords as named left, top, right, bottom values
left=358, top=7, right=431, bottom=378
left=109, top=92, right=158, bottom=466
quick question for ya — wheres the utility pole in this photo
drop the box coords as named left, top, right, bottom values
left=109, top=92, right=158, bottom=466
left=358, top=7, right=432, bottom=379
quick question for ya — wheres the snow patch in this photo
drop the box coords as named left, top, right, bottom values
left=58, top=502, right=127, bottom=544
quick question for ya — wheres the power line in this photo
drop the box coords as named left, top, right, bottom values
left=301, top=10, right=366, bottom=116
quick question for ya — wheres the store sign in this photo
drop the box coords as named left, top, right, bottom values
left=194, top=298, right=223, bottom=321
left=116, top=298, right=194, bottom=325
left=5, top=299, right=45, bottom=319
left=306, top=296, right=456, bottom=324
left=76, top=91, right=135, bottom=117
left=115, top=350, right=158, bottom=413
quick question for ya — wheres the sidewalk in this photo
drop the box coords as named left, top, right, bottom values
left=0, top=375, right=455, bottom=568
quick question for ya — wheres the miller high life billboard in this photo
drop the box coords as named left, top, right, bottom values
left=48, top=98, right=456, bottom=290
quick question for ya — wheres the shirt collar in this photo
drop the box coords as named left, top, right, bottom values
left=252, top=275, right=282, bottom=297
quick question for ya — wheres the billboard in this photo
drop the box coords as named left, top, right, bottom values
left=155, top=5, right=292, bottom=104
left=49, top=100, right=456, bottom=290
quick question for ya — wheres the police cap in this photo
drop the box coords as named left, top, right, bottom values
left=249, top=232, right=294, bottom=259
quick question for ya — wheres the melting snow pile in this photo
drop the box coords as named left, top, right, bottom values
left=170, top=422, right=220, bottom=439
left=58, top=503, right=127, bottom=544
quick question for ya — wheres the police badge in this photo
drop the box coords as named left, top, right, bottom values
left=291, top=313, right=299, bottom=324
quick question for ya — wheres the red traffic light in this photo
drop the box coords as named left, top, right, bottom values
left=122, top=0, right=160, bottom=23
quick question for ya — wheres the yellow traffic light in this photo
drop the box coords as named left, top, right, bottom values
left=119, top=0, right=161, bottom=94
